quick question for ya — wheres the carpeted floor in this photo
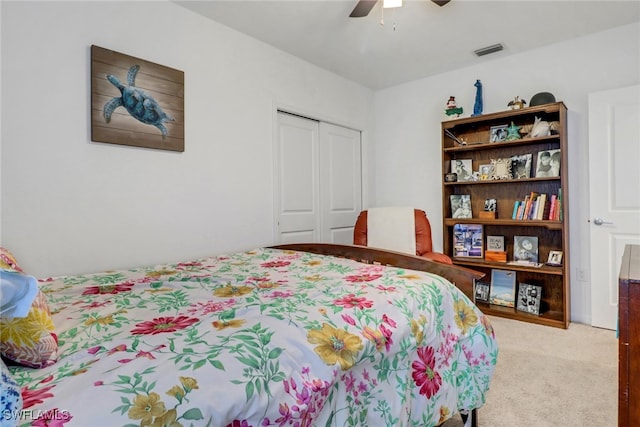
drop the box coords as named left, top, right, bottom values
left=442, top=315, right=617, bottom=427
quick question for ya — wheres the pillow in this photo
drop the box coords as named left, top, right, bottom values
left=0, top=249, right=58, bottom=369
left=0, top=247, right=24, bottom=273
left=0, top=359, right=23, bottom=427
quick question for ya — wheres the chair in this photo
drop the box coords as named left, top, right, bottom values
left=353, top=208, right=452, bottom=264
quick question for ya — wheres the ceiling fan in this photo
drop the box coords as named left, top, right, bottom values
left=349, top=0, right=450, bottom=18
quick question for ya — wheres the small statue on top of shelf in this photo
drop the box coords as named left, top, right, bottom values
left=507, top=96, right=527, bottom=110
left=505, top=121, right=522, bottom=141
left=472, top=80, right=483, bottom=116
left=444, top=96, right=464, bottom=119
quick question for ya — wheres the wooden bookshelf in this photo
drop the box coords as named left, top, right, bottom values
left=441, top=102, right=570, bottom=328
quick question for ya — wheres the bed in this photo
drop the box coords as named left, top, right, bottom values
left=1, top=243, right=497, bottom=427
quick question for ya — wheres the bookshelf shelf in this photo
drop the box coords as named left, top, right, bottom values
left=441, top=102, right=570, bottom=328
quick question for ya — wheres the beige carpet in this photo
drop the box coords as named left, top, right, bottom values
left=443, top=315, right=617, bottom=427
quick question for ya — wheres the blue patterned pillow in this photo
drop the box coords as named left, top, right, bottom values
left=0, top=359, right=22, bottom=427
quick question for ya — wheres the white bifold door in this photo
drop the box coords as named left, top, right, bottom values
left=274, top=112, right=362, bottom=245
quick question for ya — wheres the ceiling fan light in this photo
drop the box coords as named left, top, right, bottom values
left=383, top=0, right=402, bottom=9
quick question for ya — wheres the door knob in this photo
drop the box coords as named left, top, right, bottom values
left=592, top=217, right=614, bottom=226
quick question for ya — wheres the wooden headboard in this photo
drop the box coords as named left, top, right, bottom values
left=269, top=243, right=484, bottom=299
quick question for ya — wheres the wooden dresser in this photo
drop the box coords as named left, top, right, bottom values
left=619, top=244, right=640, bottom=426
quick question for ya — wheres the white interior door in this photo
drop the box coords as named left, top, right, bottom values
left=588, top=85, right=640, bottom=329
left=274, top=112, right=320, bottom=243
left=319, top=122, right=362, bottom=244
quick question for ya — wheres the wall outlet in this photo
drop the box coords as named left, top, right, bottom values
left=576, top=268, right=589, bottom=282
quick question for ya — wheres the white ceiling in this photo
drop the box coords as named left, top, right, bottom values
left=175, top=0, right=640, bottom=90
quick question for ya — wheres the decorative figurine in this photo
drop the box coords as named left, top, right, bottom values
left=507, top=96, right=527, bottom=110
left=526, top=116, right=551, bottom=138
left=444, top=96, right=464, bottom=119
left=472, top=80, right=483, bottom=116
left=506, top=121, right=521, bottom=141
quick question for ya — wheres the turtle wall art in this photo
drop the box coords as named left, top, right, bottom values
left=91, top=45, right=184, bottom=152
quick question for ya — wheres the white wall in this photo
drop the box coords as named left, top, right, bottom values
left=372, top=22, right=640, bottom=323
left=0, top=1, right=373, bottom=277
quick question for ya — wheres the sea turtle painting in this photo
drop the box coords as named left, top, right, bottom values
left=103, top=65, right=174, bottom=138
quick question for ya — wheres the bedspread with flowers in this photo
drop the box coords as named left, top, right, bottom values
left=9, top=248, right=497, bottom=427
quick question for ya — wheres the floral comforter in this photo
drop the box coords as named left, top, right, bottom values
left=9, top=248, right=497, bottom=427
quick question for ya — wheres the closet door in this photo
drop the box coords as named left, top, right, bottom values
left=274, top=113, right=320, bottom=243
left=274, top=112, right=362, bottom=244
left=319, top=122, right=362, bottom=244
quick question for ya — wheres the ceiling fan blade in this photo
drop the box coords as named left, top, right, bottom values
left=350, top=0, right=377, bottom=17
left=431, top=0, right=451, bottom=6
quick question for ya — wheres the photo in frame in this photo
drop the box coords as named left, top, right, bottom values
left=474, top=281, right=491, bottom=303
left=91, top=45, right=185, bottom=152
left=490, top=269, right=516, bottom=307
left=546, top=250, right=563, bottom=266
left=535, top=149, right=561, bottom=177
left=490, top=158, right=512, bottom=180
left=450, top=194, right=472, bottom=219
left=517, top=283, right=542, bottom=315
left=510, top=154, right=532, bottom=179
left=478, top=164, right=494, bottom=180
left=513, top=235, right=539, bottom=263
left=453, top=223, right=484, bottom=258
left=489, top=125, right=508, bottom=142
left=451, top=159, right=473, bottom=181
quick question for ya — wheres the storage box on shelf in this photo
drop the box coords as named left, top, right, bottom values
left=441, top=102, right=570, bottom=328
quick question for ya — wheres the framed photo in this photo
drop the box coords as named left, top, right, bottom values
left=546, top=250, right=563, bottom=266
left=510, top=154, right=532, bottom=179
left=474, top=280, right=491, bottom=303
left=484, top=198, right=497, bottom=212
left=487, top=235, right=505, bottom=252
left=478, top=164, right=494, bottom=180
left=517, top=283, right=542, bottom=315
left=490, top=269, right=516, bottom=307
left=451, top=159, right=473, bottom=182
left=489, top=125, right=508, bottom=143
left=535, top=149, right=561, bottom=177
left=450, top=194, right=472, bottom=219
left=513, top=236, right=539, bottom=263
left=490, top=158, right=512, bottom=180
left=453, top=223, right=484, bottom=258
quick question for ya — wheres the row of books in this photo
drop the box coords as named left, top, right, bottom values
left=511, top=189, right=563, bottom=221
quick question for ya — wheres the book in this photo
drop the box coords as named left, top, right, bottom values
left=513, top=236, right=539, bottom=263
left=474, top=280, right=491, bottom=303
left=490, top=269, right=516, bottom=307
left=517, top=283, right=542, bottom=315
left=453, top=223, right=484, bottom=258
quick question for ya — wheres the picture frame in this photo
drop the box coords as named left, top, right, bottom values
left=484, top=198, right=497, bottom=212
left=517, top=283, right=542, bottom=315
left=487, top=235, right=505, bottom=252
left=535, top=149, right=561, bottom=177
left=451, top=159, right=473, bottom=182
left=490, top=269, right=516, bottom=307
left=513, top=236, right=539, bottom=263
left=450, top=194, right=472, bottom=219
left=474, top=280, right=491, bottom=303
left=546, top=250, right=563, bottom=266
left=453, top=223, right=484, bottom=258
left=478, top=164, right=494, bottom=180
left=490, top=158, right=512, bottom=180
left=489, top=125, right=508, bottom=143
left=510, top=153, right=532, bottom=179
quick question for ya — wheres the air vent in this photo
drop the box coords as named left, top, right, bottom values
left=474, top=43, right=504, bottom=57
